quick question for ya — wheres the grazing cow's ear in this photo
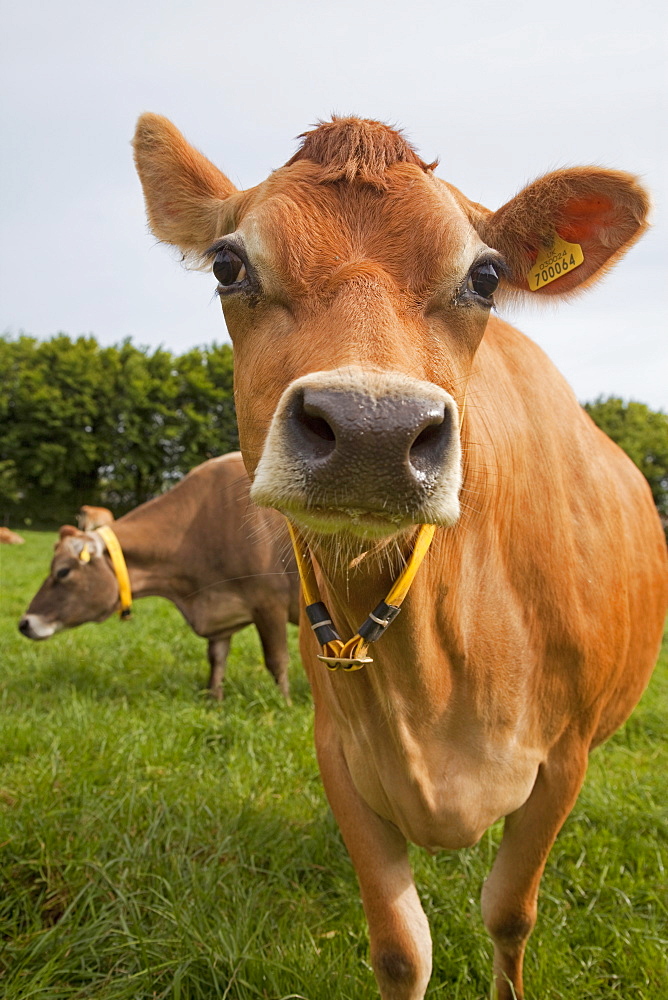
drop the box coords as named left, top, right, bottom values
left=133, top=114, right=240, bottom=261
left=57, top=526, right=103, bottom=560
left=476, top=168, right=650, bottom=299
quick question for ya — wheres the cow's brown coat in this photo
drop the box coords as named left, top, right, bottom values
left=77, top=505, right=115, bottom=532
left=21, top=454, right=299, bottom=700
left=132, top=115, right=668, bottom=999
left=0, top=527, right=24, bottom=544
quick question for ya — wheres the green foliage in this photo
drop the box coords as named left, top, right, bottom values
left=584, top=396, right=668, bottom=515
left=0, top=459, right=20, bottom=508
left=1, top=533, right=667, bottom=999
left=3, top=332, right=665, bottom=532
left=170, top=343, right=238, bottom=479
left=0, top=334, right=238, bottom=524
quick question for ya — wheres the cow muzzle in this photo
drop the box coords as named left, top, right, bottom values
left=251, top=368, right=462, bottom=537
left=18, top=614, right=61, bottom=640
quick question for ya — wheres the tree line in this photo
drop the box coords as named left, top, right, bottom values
left=583, top=396, right=668, bottom=520
left=0, top=334, right=237, bottom=526
left=1, top=333, right=666, bottom=529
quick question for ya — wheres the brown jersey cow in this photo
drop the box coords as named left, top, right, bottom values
left=20, top=453, right=299, bottom=701
left=77, top=505, right=115, bottom=531
left=0, top=527, right=24, bottom=544
left=133, top=115, right=668, bottom=999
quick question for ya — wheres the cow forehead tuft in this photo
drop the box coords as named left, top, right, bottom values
left=285, top=116, right=437, bottom=190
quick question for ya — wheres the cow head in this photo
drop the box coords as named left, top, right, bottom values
left=18, top=526, right=120, bottom=639
left=133, top=115, right=649, bottom=542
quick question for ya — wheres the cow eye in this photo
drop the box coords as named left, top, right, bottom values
left=56, top=567, right=71, bottom=580
left=212, top=248, right=247, bottom=287
left=467, top=262, right=500, bottom=300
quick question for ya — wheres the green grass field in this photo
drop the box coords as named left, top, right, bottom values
left=1, top=531, right=666, bottom=999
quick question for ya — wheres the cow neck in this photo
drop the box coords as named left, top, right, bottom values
left=106, top=504, right=194, bottom=602
left=288, top=521, right=436, bottom=671
left=96, top=525, right=132, bottom=619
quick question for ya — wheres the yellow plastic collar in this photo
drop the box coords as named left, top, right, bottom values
left=97, top=525, right=132, bottom=619
left=288, top=521, right=435, bottom=671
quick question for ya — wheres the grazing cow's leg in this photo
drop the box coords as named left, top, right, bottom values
left=315, top=710, right=432, bottom=1000
left=207, top=637, right=231, bottom=701
left=481, top=738, right=589, bottom=1000
left=254, top=605, right=291, bottom=702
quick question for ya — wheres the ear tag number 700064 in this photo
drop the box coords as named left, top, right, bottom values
left=527, top=234, right=584, bottom=290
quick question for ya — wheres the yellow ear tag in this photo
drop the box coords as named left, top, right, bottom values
left=79, top=547, right=91, bottom=563
left=527, top=233, right=584, bottom=291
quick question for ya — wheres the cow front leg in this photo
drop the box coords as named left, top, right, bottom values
left=207, top=636, right=231, bottom=700
left=481, top=739, right=589, bottom=1000
left=254, top=606, right=291, bottom=702
left=315, top=711, right=432, bottom=1000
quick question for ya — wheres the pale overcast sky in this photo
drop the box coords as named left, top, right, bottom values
left=2, top=0, right=666, bottom=408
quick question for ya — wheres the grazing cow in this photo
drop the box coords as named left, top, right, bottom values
left=77, top=504, right=114, bottom=531
left=0, top=527, right=24, bottom=544
left=133, top=115, right=668, bottom=999
left=20, top=453, right=299, bottom=701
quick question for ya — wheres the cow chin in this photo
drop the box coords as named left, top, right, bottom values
left=261, top=496, right=461, bottom=542
left=250, top=367, right=463, bottom=541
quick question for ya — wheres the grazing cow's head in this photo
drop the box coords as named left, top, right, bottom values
left=134, top=116, right=648, bottom=541
left=19, top=526, right=119, bottom=639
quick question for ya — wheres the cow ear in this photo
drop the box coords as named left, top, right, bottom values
left=83, top=533, right=105, bottom=560
left=57, top=526, right=103, bottom=560
left=478, top=168, right=650, bottom=299
left=133, top=113, right=241, bottom=261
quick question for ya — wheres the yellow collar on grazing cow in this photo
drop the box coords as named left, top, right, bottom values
left=287, top=520, right=436, bottom=672
left=96, top=525, right=132, bottom=619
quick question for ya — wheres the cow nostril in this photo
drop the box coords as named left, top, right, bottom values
left=290, top=398, right=338, bottom=461
left=408, top=410, right=450, bottom=479
left=411, top=422, right=442, bottom=454
left=18, top=618, right=30, bottom=635
left=300, top=412, right=336, bottom=443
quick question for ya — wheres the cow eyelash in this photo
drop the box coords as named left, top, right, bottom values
left=205, top=240, right=258, bottom=298
left=456, top=255, right=509, bottom=307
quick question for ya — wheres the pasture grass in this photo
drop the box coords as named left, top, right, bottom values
left=0, top=531, right=666, bottom=999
